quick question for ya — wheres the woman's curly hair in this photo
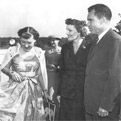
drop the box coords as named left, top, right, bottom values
left=65, top=18, right=87, bottom=37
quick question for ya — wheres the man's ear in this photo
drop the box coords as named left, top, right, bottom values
left=100, top=17, right=107, bottom=25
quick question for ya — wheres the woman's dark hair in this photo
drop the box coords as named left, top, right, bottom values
left=18, top=27, right=39, bottom=40
left=65, top=18, right=87, bottom=37
left=88, top=4, right=112, bottom=21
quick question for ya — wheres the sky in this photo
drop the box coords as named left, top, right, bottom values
left=0, top=0, right=121, bottom=38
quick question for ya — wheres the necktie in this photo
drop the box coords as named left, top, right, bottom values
left=87, top=35, right=98, bottom=61
left=94, top=36, right=99, bottom=45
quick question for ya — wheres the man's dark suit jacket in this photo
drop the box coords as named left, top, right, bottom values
left=57, top=39, right=92, bottom=100
left=84, top=29, right=121, bottom=115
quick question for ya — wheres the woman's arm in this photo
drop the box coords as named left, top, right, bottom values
left=1, top=61, right=12, bottom=78
left=2, top=60, right=22, bottom=82
left=37, top=69, right=50, bottom=100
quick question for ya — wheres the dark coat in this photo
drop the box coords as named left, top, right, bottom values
left=58, top=39, right=92, bottom=99
left=84, top=29, right=121, bottom=115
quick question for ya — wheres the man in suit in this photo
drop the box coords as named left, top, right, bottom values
left=57, top=18, right=93, bottom=121
left=84, top=4, right=121, bottom=121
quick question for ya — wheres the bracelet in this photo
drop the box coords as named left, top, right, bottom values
left=10, top=70, right=14, bottom=74
left=9, top=70, right=15, bottom=76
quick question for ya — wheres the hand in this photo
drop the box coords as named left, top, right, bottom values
left=43, top=90, right=51, bottom=101
left=97, top=107, right=109, bottom=117
left=9, top=71, right=22, bottom=82
left=57, top=95, right=61, bottom=103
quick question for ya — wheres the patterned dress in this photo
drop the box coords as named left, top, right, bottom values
left=0, top=51, right=45, bottom=121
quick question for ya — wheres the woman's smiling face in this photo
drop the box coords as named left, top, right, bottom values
left=66, top=24, right=80, bottom=41
left=20, top=35, right=35, bottom=52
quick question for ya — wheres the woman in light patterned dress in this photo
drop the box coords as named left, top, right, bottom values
left=0, top=27, right=49, bottom=121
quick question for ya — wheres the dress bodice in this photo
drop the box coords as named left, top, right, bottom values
left=12, top=52, right=40, bottom=77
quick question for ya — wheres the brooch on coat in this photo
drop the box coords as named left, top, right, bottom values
left=82, top=45, right=86, bottom=49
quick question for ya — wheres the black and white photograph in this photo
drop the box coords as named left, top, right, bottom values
left=0, top=0, right=120, bottom=121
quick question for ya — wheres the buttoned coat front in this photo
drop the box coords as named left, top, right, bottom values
left=58, top=40, right=91, bottom=100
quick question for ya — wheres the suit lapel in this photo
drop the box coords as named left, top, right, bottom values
left=66, top=41, right=83, bottom=63
left=65, top=42, right=76, bottom=62
left=74, top=39, right=88, bottom=63
left=87, top=29, right=112, bottom=62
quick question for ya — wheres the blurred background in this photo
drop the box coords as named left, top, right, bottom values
left=0, top=0, right=121, bottom=63
left=0, top=0, right=121, bottom=37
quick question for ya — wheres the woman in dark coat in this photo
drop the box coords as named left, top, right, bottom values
left=57, top=18, right=94, bottom=121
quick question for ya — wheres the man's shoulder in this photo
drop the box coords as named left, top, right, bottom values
left=109, top=29, right=121, bottom=39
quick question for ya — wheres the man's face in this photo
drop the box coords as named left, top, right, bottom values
left=87, top=9, right=102, bottom=35
left=66, top=25, right=80, bottom=41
